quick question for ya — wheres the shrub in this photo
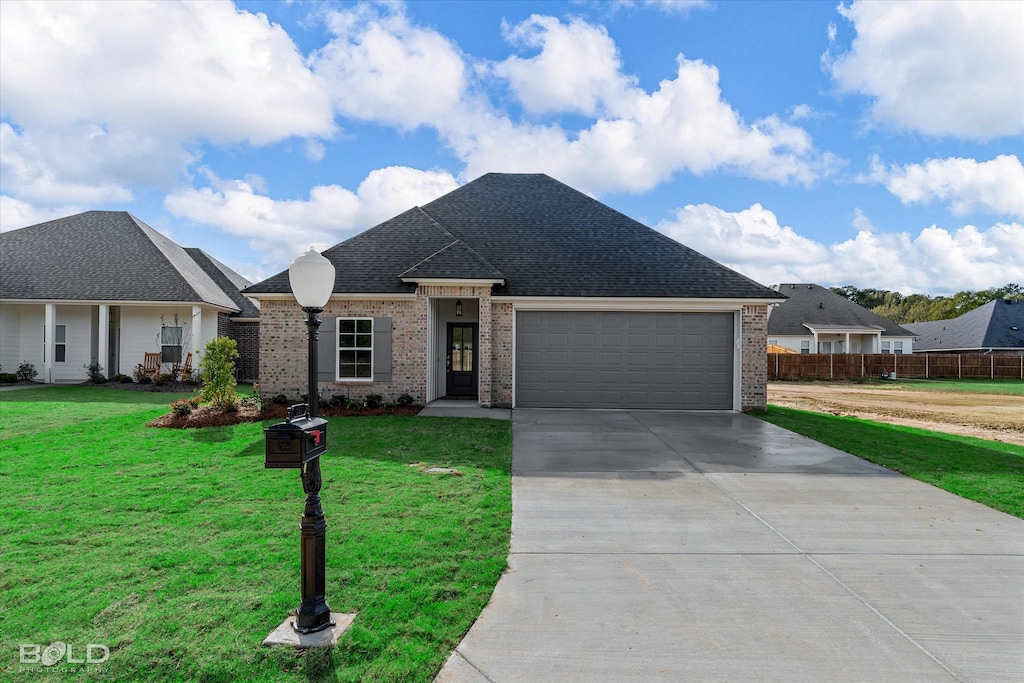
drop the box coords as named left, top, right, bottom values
left=114, top=373, right=134, bottom=384
left=396, top=393, right=414, bottom=407
left=347, top=399, right=363, bottom=411
left=0, top=373, right=18, bottom=383
left=133, top=365, right=150, bottom=383
left=240, top=394, right=265, bottom=411
left=153, top=373, right=172, bottom=386
left=269, top=394, right=290, bottom=405
left=16, top=362, right=37, bottom=381
left=83, top=361, right=106, bottom=383
left=199, top=337, right=239, bottom=410
left=364, top=393, right=383, bottom=409
left=328, top=393, right=348, bottom=407
left=138, top=375, right=153, bottom=385
left=171, top=397, right=200, bottom=417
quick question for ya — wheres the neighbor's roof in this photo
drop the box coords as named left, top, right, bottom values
left=767, top=284, right=914, bottom=337
left=0, top=211, right=246, bottom=312
left=184, top=248, right=260, bottom=318
left=903, top=299, right=1024, bottom=351
left=245, top=173, right=781, bottom=300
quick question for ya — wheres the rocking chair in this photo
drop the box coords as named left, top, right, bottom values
left=136, top=352, right=161, bottom=378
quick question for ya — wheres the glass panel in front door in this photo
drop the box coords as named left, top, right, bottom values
left=451, top=326, right=474, bottom=372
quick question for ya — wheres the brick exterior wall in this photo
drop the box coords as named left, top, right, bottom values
left=258, top=297, right=425, bottom=403
left=740, top=304, right=768, bottom=412
left=215, top=313, right=260, bottom=382
left=490, top=302, right=514, bottom=407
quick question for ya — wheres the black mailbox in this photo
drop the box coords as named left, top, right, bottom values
left=264, top=404, right=328, bottom=469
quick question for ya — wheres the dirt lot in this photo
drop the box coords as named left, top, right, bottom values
left=768, top=381, right=1024, bottom=446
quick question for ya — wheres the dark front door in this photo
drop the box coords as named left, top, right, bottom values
left=446, top=323, right=478, bottom=397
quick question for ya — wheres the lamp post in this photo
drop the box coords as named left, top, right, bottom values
left=288, top=247, right=336, bottom=634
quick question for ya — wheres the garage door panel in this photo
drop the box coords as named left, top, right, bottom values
left=516, top=311, right=734, bottom=409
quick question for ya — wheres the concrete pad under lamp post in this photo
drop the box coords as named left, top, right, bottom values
left=264, top=247, right=356, bottom=648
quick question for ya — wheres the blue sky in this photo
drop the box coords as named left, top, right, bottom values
left=1, top=0, right=1021, bottom=295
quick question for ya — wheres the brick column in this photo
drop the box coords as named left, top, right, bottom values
left=740, top=304, right=768, bottom=412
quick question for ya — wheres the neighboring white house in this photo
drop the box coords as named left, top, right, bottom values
left=0, top=211, right=260, bottom=383
left=767, top=284, right=915, bottom=355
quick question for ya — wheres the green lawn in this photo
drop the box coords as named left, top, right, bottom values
left=0, top=387, right=512, bottom=682
left=886, top=378, right=1024, bottom=395
left=759, top=404, right=1024, bottom=519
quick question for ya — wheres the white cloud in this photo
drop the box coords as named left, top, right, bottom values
left=611, top=0, right=711, bottom=15
left=493, top=15, right=637, bottom=117
left=657, top=203, right=1024, bottom=294
left=466, top=50, right=838, bottom=192
left=311, top=4, right=468, bottom=130
left=0, top=195, right=86, bottom=233
left=865, top=155, right=1024, bottom=218
left=827, top=1, right=1024, bottom=140
left=164, top=166, right=460, bottom=271
left=0, top=1, right=334, bottom=205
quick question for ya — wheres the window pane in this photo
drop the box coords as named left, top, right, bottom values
left=55, top=346, right=66, bottom=363
left=356, top=319, right=372, bottom=334
left=356, top=350, right=371, bottom=364
left=340, top=364, right=355, bottom=378
left=161, top=326, right=182, bottom=345
left=339, top=320, right=355, bottom=334
left=356, top=333, right=372, bottom=348
left=356, top=365, right=372, bottom=378
left=162, top=346, right=182, bottom=364
left=340, top=350, right=355, bottom=364
left=463, top=349, right=473, bottom=371
left=339, top=334, right=354, bottom=348
left=56, top=325, right=66, bottom=343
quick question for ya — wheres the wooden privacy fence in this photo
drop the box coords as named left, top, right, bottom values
left=768, top=353, right=1024, bottom=380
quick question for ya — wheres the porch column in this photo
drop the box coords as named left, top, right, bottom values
left=98, top=304, right=109, bottom=374
left=877, top=332, right=882, bottom=353
left=192, top=306, right=202, bottom=355
left=844, top=332, right=850, bottom=354
left=44, top=303, right=56, bottom=384
left=811, top=330, right=819, bottom=354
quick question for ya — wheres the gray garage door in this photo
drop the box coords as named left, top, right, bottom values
left=516, top=311, right=734, bottom=409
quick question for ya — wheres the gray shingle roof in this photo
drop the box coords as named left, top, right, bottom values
left=399, top=240, right=504, bottom=281
left=245, top=173, right=780, bottom=299
left=903, top=299, right=1024, bottom=351
left=0, top=211, right=245, bottom=312
left=768, top=284, right=913, bottom=337
left=184, top=248, right=260, bottom=318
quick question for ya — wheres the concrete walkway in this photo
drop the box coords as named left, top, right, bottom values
left=436, top=409, right=1024, bottom=682
left=418, top=399, right=511, bottom=420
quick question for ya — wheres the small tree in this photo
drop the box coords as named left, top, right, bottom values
left=199, top=336, right=239, bottom=410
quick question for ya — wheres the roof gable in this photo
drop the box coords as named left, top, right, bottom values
left=246, top=173, right=780, bottom=300
left=767, top=284, right=913, bottom=337
left=0, top=211, right=241, bottom=311
left=399, top=240, right=504, bottom=281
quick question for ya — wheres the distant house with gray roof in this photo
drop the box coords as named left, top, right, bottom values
left=0, top=211, right=260, bottom=383
left=903, top=299, right=1024, bottom=355
left=244, top=173, right=784, bottom=411
left=767, top=283, right=915, bottom=355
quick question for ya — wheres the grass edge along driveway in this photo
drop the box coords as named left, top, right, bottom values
left=0, top=386, right=512, bottom=682
left=759, top=404, right=1024, bottom=520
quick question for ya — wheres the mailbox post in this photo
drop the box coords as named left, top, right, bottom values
left=264, top=247, right=336, bottom=636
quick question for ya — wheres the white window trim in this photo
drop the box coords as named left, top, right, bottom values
left=44, top=324, right=68, bottom=363
left=161, top=326, right=184, bottom=364
left=337, top=317, right=373, bottom=382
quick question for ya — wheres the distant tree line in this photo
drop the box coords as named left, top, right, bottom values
left=829, top=284, right=1023, bottom=324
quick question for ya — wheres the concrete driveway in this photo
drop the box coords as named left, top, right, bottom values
left=437, top=410, right=1024, bottom=682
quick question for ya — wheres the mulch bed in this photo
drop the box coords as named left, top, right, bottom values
left=148, top=402, right=422, bottom=429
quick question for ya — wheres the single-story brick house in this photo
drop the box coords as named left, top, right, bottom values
left=244, top=173, right=784, bottom=411
left=0, top=211, right=260, bottom=383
